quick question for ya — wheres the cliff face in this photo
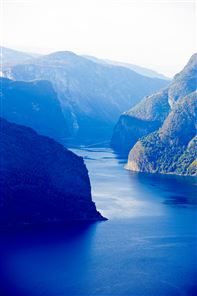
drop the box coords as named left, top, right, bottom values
left=111, top=89, right=170, bottom=154
left=0, top=77, right=69, bottom=142
left=111, top=53, right=197, bottom=155
left=0, top=118, right=105, bottom=226
left=126, top=91, right=197, bottom=176
left=3, top=48, right=168, bottom=144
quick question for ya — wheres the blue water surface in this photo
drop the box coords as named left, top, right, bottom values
left=0, top=148, right=196, bottom=296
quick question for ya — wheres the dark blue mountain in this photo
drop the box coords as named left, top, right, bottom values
left=0, top=77, right=69, bottom=142
left=0, top=118, right=105, bottom=226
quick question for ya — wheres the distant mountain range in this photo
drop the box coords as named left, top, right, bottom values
left=112, top=53, right=197, bottom=176
left=0, top=46, right=40, bottom=68
left=84, top=55, right=170, bottom=80
left=1, top=47, right=169, bottom=144
left=1, top=46, right=170, bottom=80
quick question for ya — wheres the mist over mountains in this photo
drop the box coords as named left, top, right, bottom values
left=83, top=55, right=170, bottom=80
left=0, top=46, right=40, bottom=68
left=1, top=47, right=169, bottom=145
left=0, top=46, right=196, bottom=184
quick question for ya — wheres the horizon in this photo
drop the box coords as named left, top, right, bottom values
left=1, top=0, right=196, bottom=78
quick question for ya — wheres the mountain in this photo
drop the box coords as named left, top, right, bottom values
left=0, top=118, right=105, bottom=226
left=126, top=91, right=197, bottom=176
left=2, top=48, right=169, bottom=144
left=0, top=77, right=69, bottom=142
left=111, top=89, right=170, bottom=155
left=84, top=55, right=170, bottom=80
left=168, top=53, right=197, bottom=108
left=0, top=46, right=39, bottom=70
left=111, top=53, right=197, bottom=155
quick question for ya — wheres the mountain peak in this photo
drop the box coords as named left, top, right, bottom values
left=45, top=51, right=79, bottom=61
left=187, top=52, right=197, bottom=67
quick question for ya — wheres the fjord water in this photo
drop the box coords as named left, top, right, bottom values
left=0, top=148, right=196, bottom=296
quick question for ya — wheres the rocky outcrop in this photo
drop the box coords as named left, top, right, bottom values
left=126, top=91, right=197, bottom=176
left=0, top=118, right=105, bottom=226
left=0, top=77, right=69, bottom=142
left=111, top=53, right=197, bottom=155
left=3, top=48, right=168, bottom=144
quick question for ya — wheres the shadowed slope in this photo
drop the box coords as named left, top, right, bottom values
left=0, top=118, right=105, bottom=226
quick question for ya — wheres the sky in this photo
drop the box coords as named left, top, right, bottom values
left=1, top=0, right=196, bottom=77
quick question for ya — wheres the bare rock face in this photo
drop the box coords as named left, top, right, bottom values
left=111, top=53, right=197, bottom=156
left=0, top=118, right=105, bottom=227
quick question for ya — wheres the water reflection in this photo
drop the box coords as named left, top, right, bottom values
left=96, top=148, right=197, bottom=209
left=131, top=171, right=197, bottom=206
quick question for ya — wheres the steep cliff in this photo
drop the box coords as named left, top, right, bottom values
left=111, top=89, right=170, bottom=154
left=0, top=77, right=69, bottom=142
left=3, top=48, right=168, bottom=144
left=0, top=118, right=105, bottom=226
left=126, top=91, right=197, bottom=176
left=111, top=53, right=197, bottom=155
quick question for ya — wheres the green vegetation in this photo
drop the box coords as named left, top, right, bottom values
left=125, top=53, right=197, bottom=176
left=127, top=91, right=197, bottom=176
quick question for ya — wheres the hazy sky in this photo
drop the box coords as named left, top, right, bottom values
left=1, top=0, right=196, bottom=77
